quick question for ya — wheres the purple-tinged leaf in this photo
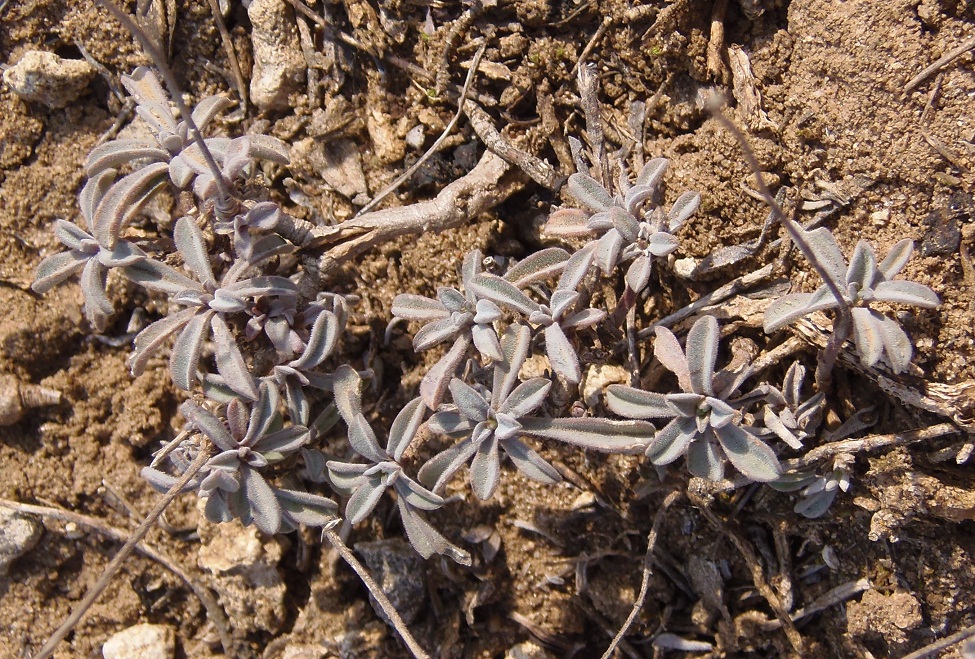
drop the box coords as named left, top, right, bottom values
left=211, top=315, right=260, bottom=400
left=549, top=289, right=580, bottom=320
left=686, top=434, right=724, bottom=481
left=243, top=382, right=281, bottom=448
left=169, top=309, right=213, bottom=391
left=544, top=323, right=581, bottom=384
left=654, top=326, right=690, bottom=391
left=625, top=256, right=652, bottom=293
left=325, top=460, right=369, bottom=493
left=875, top=312, right=913, bottom=373
left=715, top=423, right=781, bottom=482
left=872, top=280, right=940, bottom=308
left=438, top=287, right=468, bottom=312
left=567, top=172, right=614, bottom=212
left=395, top=477, right=444, bottom=511
left=242, top=465, right=283, bottom=534
left=97, top=240, right=146, bottom=268
left=609, top=206, right=640, bottom=242
left=667, top=191, right=700, bottom=231
left=471, top=323, right=503, bottom=361
left=500, top=436, right=560, bottom=484
left=174, top=216, right=217, bottom=288
left=606, top=385, right=676, bottom=419
left=468, top=273, right=540, bottom=316
left=558, top=242, right=596, bottom=292
left=473, top=299, right=502, bottom=324
left=763, top=407, right=803, bottom=450
left=417, top=438, right=477, bottom=492
left=541, top=208, right=593, bottom=239
left=635, top=157, right=668, bottom=188
left=413, top=315, right=463, bottom=352
left=562, top=308, right=605, bottom=330
left=492, top=323, right=531, bottom=406
left=646, top=231, right=679, bottom=257
left=141, top=465, right=197, bottom=493
left=80, top=258, right=113, bottom=331
left=275, top=488, right=338, bottom=529
left=470, top=434, right=500, bottom=500
left=123, top=258, right=202, bottom=295
left=762, top=292, right=818, bottom=333
left=32, top=251, right=88, bottom=293
left=803, top=226, right=847, bottom=290
left=387, top=397, right=425, bottom=461
left=645, top=416, right=697, bottom=465
left=225, top=276, right=298, bottom=299
left=428, top=411, right=474, bottom=436
left=80, top=170, right=116, bottom=231
left=248, top=133, right=291, bottom=165
left=346, top=476, right=386, bottom=524
left=500, top=378, right=551, bottom=418
left=520, top=416, right=655, bottom=453
left=291, top=311, right=340, bottom=371
left=226, top=398, right=249, bottom=440
left=449, top=378, right=490, bottom=422
left=397, top=497, right=471, bottom=564
left=85, top=140, right=168, bottom=176
left=92, top=162, right=169, bottom=249
left=129, top=307, right=198, bottom=376
left=420, top=334, right=471, bottom=409
left=392, top=293, right=448, bottom=321
left=686, top=315, right=718, bottom=396
left=851, top=307, right=883, bottom=368
left=180, top=400, right=237, bottom=451
left=846, top=241, right=876, bottom=290
left=877, top=238, right=914, bottom=281
left=594, top=229, right=624, bottom=272
left=191, top=94, right=234, bottom=130
left=504, top=248, right=570, bottom=288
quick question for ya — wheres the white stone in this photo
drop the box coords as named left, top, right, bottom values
left=248, top=0, right=306, bottom=111
left=102, top=623, right=174, bottom=659
left=3, top=50, right=95, bottom=108
left=0, top=508, right=42, bottom=575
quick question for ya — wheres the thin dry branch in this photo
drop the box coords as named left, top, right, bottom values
left=904, top=35, right=975, bottom=96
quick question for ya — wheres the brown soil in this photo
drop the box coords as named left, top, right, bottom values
left=1, top=0, right=974, bottom=657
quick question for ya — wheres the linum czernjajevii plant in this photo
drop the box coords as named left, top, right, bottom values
left=27, top=27, right=949, bottom=655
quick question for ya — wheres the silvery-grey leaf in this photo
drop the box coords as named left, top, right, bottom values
left=686, top=315, right=718, bottom=396
left=209, top=288, right=247, bottom=313
left=397, top=497, right=471, bottom=564
left=413, top=315, right=463, bottom=352
left=174, top=216, right=217, bottom=288
left=239, top=466, right=282, bottom=534
left=93, top=162, right=169, bottom=249
left=180, top=400, right=237, bottom=451
left=168, top=154, right=196, bottom=188
left=652, top=633, right=713, bottom=653
left=686, top=434, right=724, bottom=481
left=877, top=238, right=914, bottom=281
left=80, top=170, right=116, bottom=231
left=846, top=240, right=877, bottom=291
left=395, top=477, right=444, bottom=511
left=500, top=378, right=551, bottom=418
left=783, top=362, right=805, bottom=407
left=587, top=210, right=614, bottom=232
left=190, top=93, right=234, bottom=130
left=470, top=434, right=500, bottom=500
left=558, top=242, right=596, bottom=292
left=635, top=157, right=668, bottom=189
left=544, top=323, right=581, bottom=384
left=420, top=334, right=471, bottom=409
left=520, top=417, right=655, bottom=453
left=85, top=139, right=168, bottom=176
left=492, top=324, right=531, bottom=406
left=417, top=438, right=477, bottom=491
left=503, top=247, right=570, bottom=288
left=225, top=276, right=298, bottom=299
left=275, top=488, right=339, bottom=529
left=123, top=258, right=202, bottom=295
left=325, top=460, right=369, bottom=493
left=762, top=292, right=818, bottom=333
left=54, top=219, right=93, bottom=251
left=243, top=382, right=282, bottom=447
left=461, top=249, right=482, bottom=289
left=493, top=412, right=522, bottom=441
left=542, top=208, right=593, bottom=238
left=567, top=172, right=614, bottom=212
left=606, top=385, right=676, bottom=419
left=646, top=416, right=697, bottom=465
left=473, top=299, right=502, bottom=324
left=387, top=397, right=425, bottom=461
left=715, top=423, right=781, bottom=482
left=211, top=315, right=260, bottom=400
left=129, top=307, right=197, bottom=376
left=121, top=67, right=171, bottom=118
left=428, top=411, right=474, bottom=436
left=222, top=136, right=252, bottom=180
left=647, top=231, right=679, bottom=257
left=468, top=273, right=540, bottom=316
left=609, top=206, right=640, bottom=242
left=795, top=488, right=838, bottom=518
left=500, top=436, right=560, bottom=484
left=80, top=258, right=113, bottom=331
left=875, top=312, right=913, bottom=373
left=226, top=398, right=249, bottom=440
left=549, top=289, right=580, bottom=320
left=247, top=133, right=291, bottom=165
left=763, top=406, right=803, bottom=450
left=769, top=471, right=817, bottom=493
left=200, top=467, right=240, bottom=494
left=32, top=250, right=88, bottom=294
left=391, top=294, right=448, bottom=321
left=97, top=239, right=146, bottom=268
left=291, top=311, right=340, bottom=371
left=625, top=256, right=652, bottom=293
left=438, top=287, right=468, bottom=312
left=803, top=226, right=848, bottom=289
left=204, top=492, right=234, bottom=524
left=346, top=476, right=386, bottom=524
left=471, top=323, right=503, bottom=362
left=706, top=397, right=736, bottom=429
left=653, top=326, right=691, bottom=392
left=169, top=309, right=212, bottom=391
left=872, top=280, right=939, bottom=308
left=594, top=228, right=624, bottom=272
left=242, top=201, right=282, bottom=231
left=850, top=307, right=883, bottom=368
left=449, top=378, right=490, bottom=422
left=561, top=308, right=606, bottom=330
left=141, top=465, right=198, bottom=493
left=667, top=191, right=700, bottom=231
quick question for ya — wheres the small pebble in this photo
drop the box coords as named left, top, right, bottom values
left=0, top=508, right=42, bottom=575
left=102, top=623, right=174, bottom=659
left=3, top=50, right=95, bottom=109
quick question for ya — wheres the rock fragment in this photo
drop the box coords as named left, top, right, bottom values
left=3, top=51, right=96, bottom=109
left=248, top=0, right=306, bottom=111
left=101, top=623, right=175, bottom=659
left=0, top=507, right=42, bottom=575
left=354, top=539, right=426, bottom=625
